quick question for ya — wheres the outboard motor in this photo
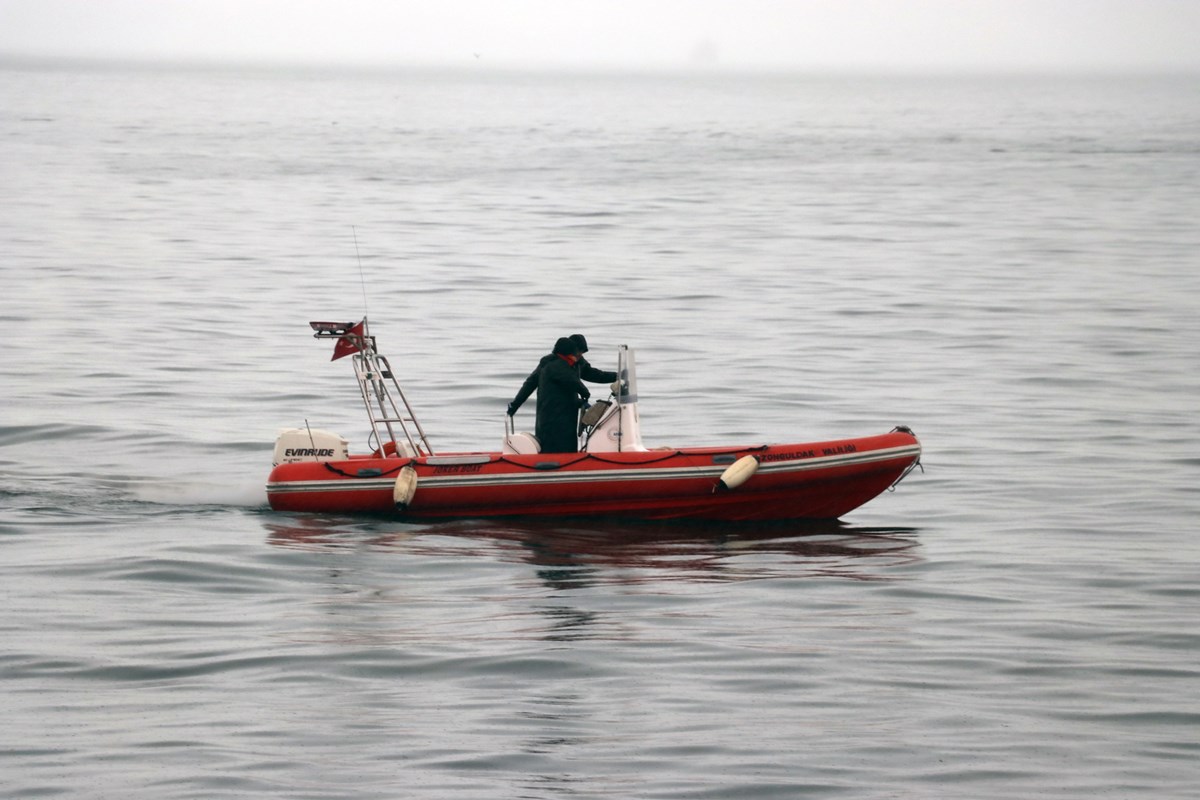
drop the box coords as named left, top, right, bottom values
left=584, top=345, right=647, bottom=453
left=272, top=428, right=349, bottom=466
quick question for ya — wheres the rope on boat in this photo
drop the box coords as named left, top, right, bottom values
left=886, top=426, right=922, bottom=491
left=495, top=444, right=768, bottom=470
left=496, top=452, right=592, bottom=470
left=322, top=460, right=413, bottom=479
left=317, top=444, right=772, bottom=477
left=888, top=458, right=923, bottom=492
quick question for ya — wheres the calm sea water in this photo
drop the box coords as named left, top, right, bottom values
left=2, top=63, right=1199, bottom=799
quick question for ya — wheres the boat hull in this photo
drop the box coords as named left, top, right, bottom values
left=266, top=430, right=920, bottom=522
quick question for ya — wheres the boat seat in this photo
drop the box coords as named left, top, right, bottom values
left=503, top=431, right=540, bottom=455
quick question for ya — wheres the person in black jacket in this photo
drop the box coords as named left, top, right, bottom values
left=506, top=333, right=617, bottom=417
left=530, top=337, right=592, bottom=453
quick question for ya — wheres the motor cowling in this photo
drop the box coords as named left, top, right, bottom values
left=273, top=428, right=349, bottom=466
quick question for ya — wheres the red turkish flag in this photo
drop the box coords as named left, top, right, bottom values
left=331, top=319, right=366, bottom=361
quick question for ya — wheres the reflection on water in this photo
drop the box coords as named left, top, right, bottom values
left=262, top=516, right=922, bottom=648
left=263, top=515, right=922, bottom=587
left=536, top=604, right=602, bottom=642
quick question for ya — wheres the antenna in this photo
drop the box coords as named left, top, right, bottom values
left=352, top=226, right=369, bottom=330
left=304, top=418, right=319, bottom=461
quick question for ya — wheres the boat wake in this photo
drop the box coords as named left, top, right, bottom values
left=128, top=477, right=268, bottom=509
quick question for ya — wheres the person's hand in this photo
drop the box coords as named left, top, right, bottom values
left=506, top=402, right=517, bottom=416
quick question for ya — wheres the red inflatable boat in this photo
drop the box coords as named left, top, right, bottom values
left=266, top=321, right=921, bottom=522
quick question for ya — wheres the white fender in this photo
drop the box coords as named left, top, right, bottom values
left=393, top=465, right=418, bottom=510
left=717, top=455, right=759, bottom=492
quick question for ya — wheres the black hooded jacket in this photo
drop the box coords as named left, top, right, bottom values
left=508, top=353, right=617, bottom=415
left=534, top=354, right=591, bottom=453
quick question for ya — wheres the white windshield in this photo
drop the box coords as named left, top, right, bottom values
left=616, top=345, right=637, bottom=404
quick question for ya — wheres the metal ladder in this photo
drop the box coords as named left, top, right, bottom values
left=351, top=340, right=435, bottom=458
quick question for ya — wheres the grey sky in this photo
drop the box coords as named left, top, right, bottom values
left=2, top=0, right=1198, bottom=72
